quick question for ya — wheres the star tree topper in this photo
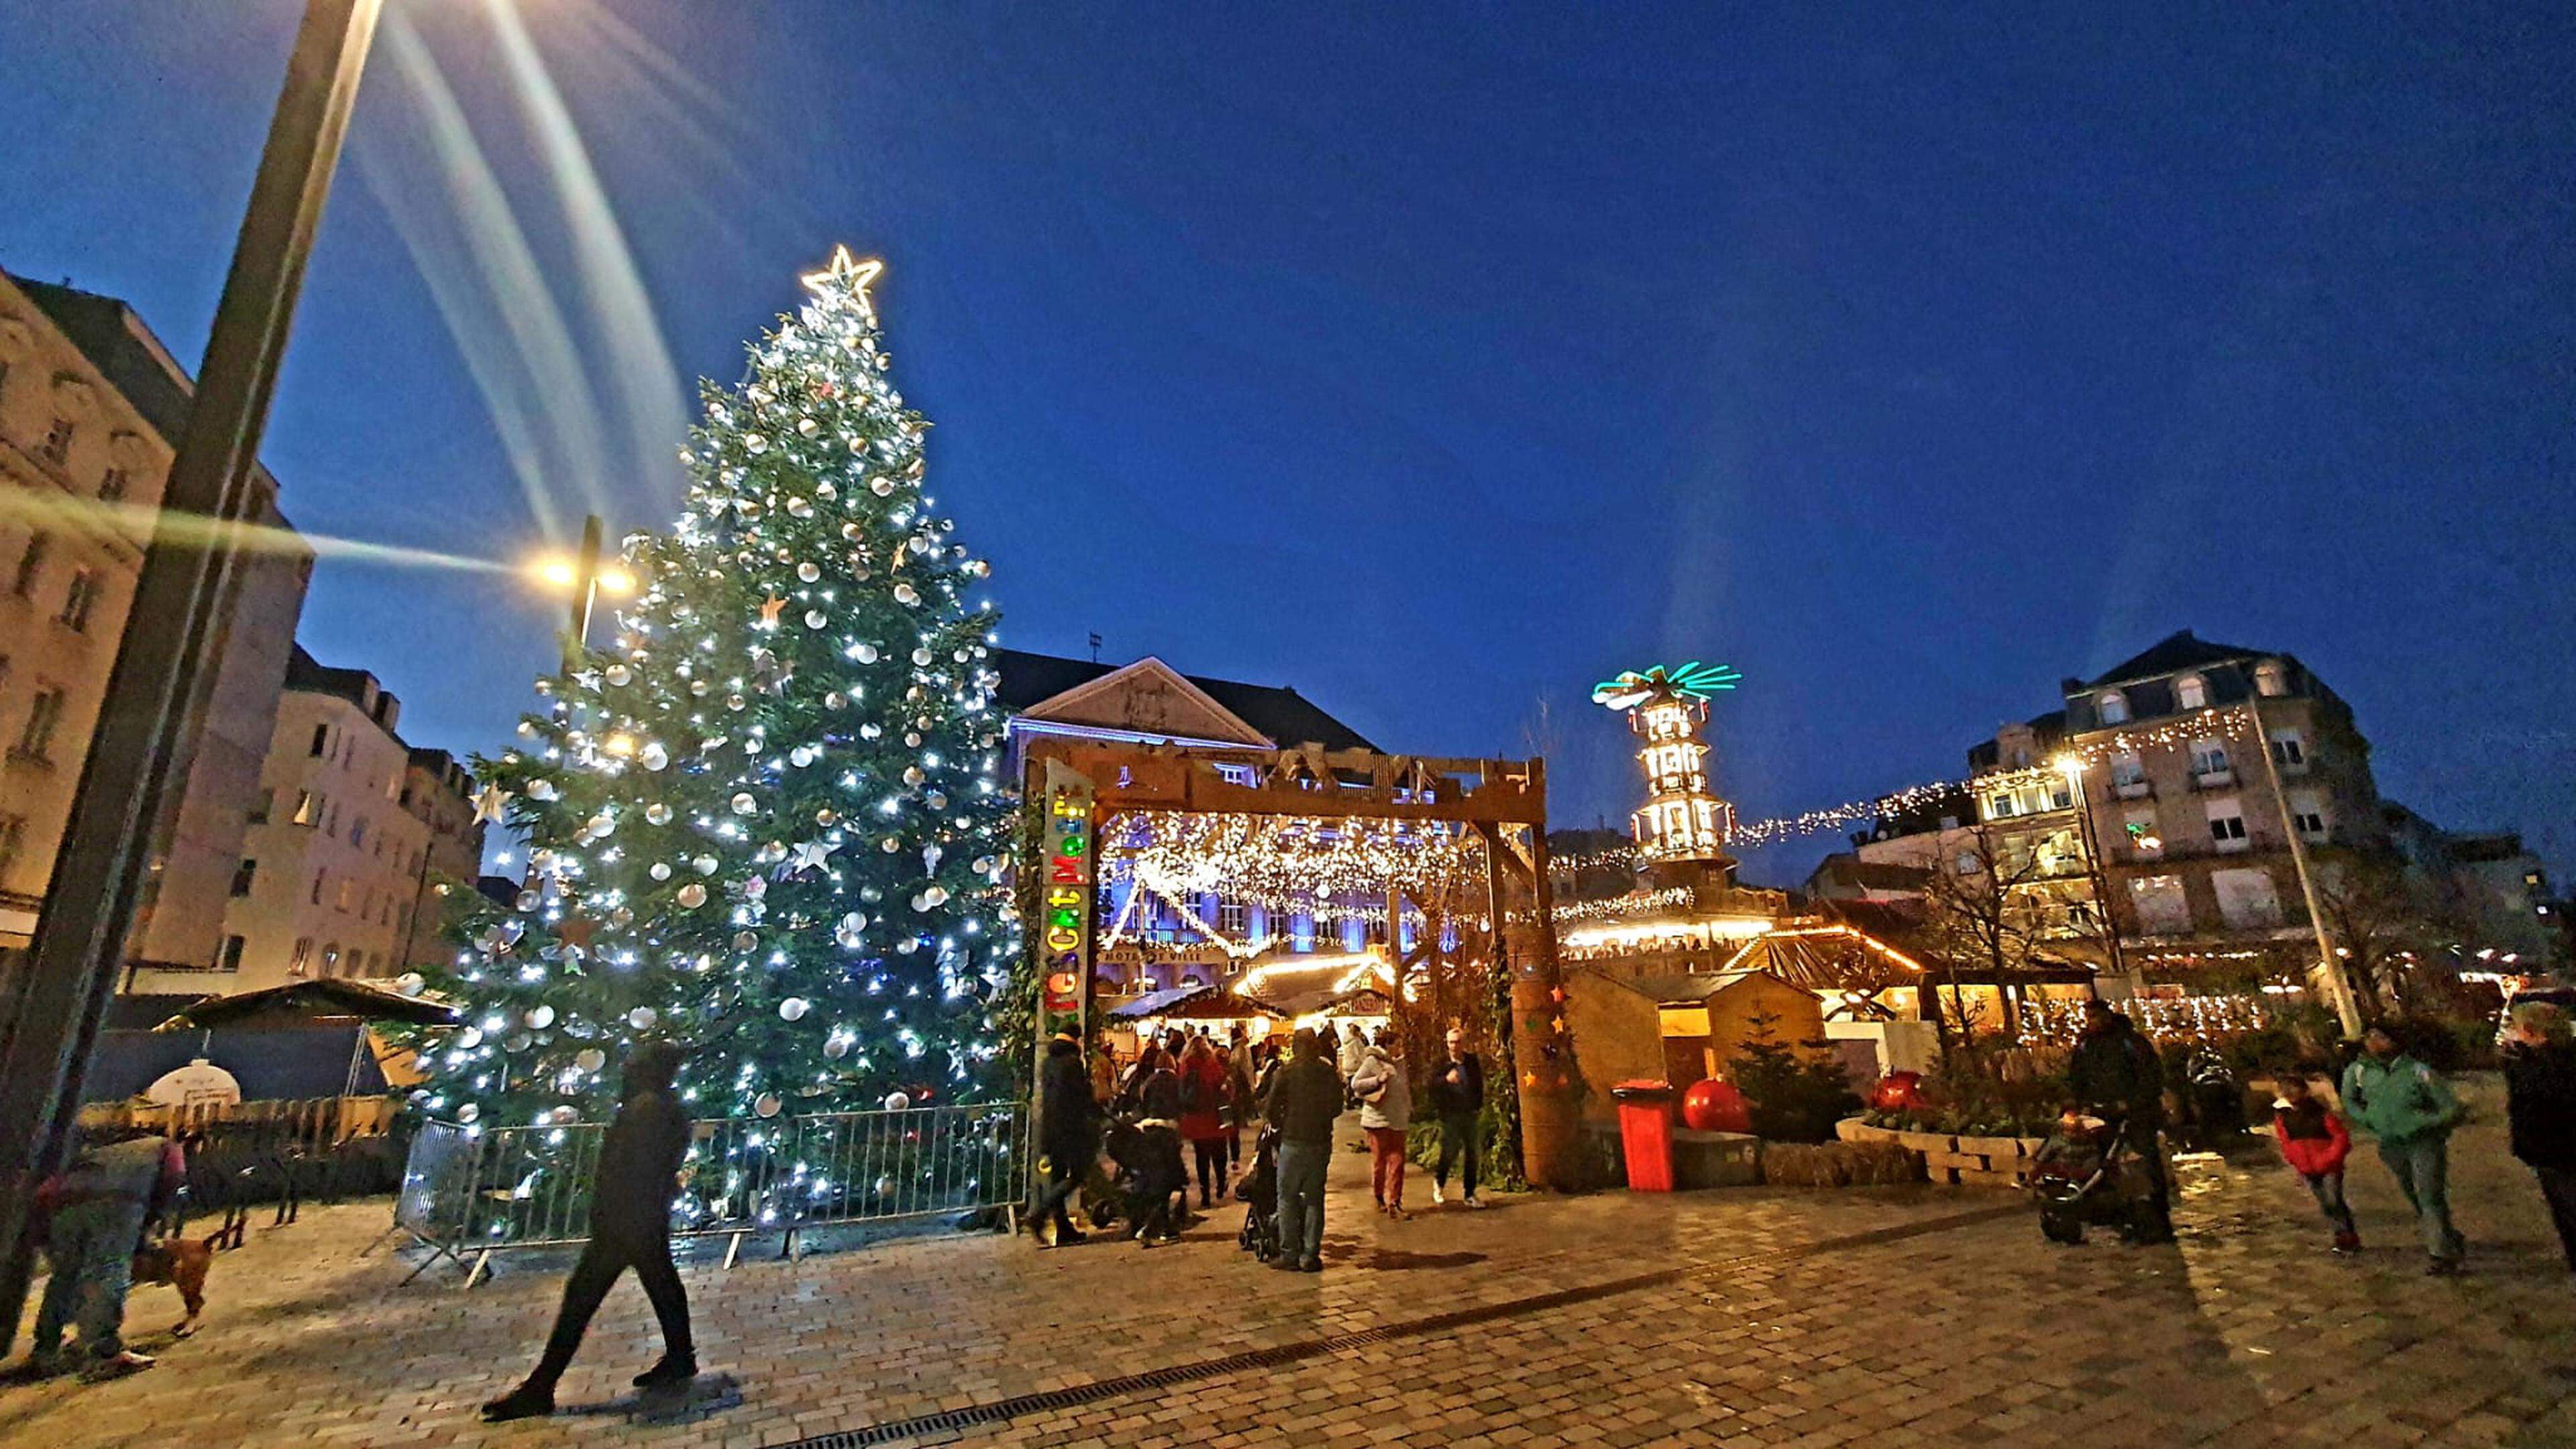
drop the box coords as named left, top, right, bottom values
left=801, top=246, right=884, bottom=308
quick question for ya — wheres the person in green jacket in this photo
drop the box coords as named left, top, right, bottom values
left=2339, top=1026, right=2467, bottom=1274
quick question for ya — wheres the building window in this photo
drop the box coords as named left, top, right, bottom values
left=217, top=934, right=248, bottom=972
left=350, top=816, right=366, bottom=849
left=0, top=814, right=25, bottom=876
left=2175, top=674, right=2208, bottom=710
left=291, top=789, right=317, bottom=825
left=39, top=417, right=74, bottom=466
left=310, top=869, right=325, bottom=905
left=2207, top=800, right=2250, bottom=851
left=2254, top=660, right=2288, bottom=697
left=2190, top=739, right=2231, bottom=780
left=229, top=858, right=258, bottom=897
left=1987, top=791, right=2019, bottom=820
left=14, top=687, right=66, bottom=761
left=2212, top=868, right=2284, bottom=930
left=2123, top=810, right=2161, bottom=855
left=2289, top=792, right=2328, bottom=841
left=2109, top=752, right=2146, bottom=790
left=321, top=941, right=341, bottom=976
left=10, top=533, right=48, bottom=597
left=97, top=468, right=127, bottom=504
left=2129, top=874, right=2191, bottom=934
left=324, top=802, right=339, bottom=837
left=248, top=787, right=274, bottom=824
left=289, top=936, right=313, bottom=974
left=337, top=878, right=354, bottom=910
left=57, top=570, right=98, bottom=632
left=2269, top=730, right=2307, bottom=771
left=309, top=722, right=330, bottom=757
left=1953, top=850, right=1981, bottom=876
left=2096, top=690, right=2130, bottom=725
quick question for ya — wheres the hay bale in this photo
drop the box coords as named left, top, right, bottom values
left=1758, top=1139, right=1923, bottom=1189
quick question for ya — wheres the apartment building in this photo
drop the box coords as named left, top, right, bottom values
left=135, top=648, right=478, bottom=996
left=0, top=271, right=309, bottom=962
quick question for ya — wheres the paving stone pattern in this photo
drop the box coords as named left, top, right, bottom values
left=7, top=1100, right=2575, bottom=1449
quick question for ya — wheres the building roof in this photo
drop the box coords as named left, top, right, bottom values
left=10, top=274, right=287, bottom=506
left=991, top=647, right=1377, bottom=751
left=2078, top=629, right=2276, bottom=690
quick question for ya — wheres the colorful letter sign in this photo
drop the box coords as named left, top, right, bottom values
left=1034, top=759, right=1094, bottom=1045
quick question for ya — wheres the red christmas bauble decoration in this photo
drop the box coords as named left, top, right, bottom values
left=1868, top=1071, right=1925, bottom=1113
left=1681, top=1078, right=1751, bottom=1134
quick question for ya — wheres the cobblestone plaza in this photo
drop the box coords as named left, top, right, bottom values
left=8, top=1105, right=2574, bottom=1449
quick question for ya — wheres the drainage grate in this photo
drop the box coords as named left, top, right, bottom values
left=777, top=1202, right=2023, bottom=1448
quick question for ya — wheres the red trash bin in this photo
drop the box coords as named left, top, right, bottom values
left=1611, top=1081, right=1677, bottom=1192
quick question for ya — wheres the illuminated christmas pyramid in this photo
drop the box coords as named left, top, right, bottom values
left=1593, top=661, right=1741, bottom=885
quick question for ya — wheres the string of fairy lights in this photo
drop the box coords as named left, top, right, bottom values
left=1561, top=704, right=2269, bottom=866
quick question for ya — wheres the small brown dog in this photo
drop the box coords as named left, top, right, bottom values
left=127, top=1234, right=219, bottom=1338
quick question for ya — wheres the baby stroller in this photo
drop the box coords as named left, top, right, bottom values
left=2033, top=1111, right=2172, bottom=1244
left=1234, top=1125, right=1281, bottom=1261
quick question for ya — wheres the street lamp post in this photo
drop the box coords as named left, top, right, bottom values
left=2247, top=698, right=2366, bottom=1038
left=0, top=0, right=384, bottom=1356
left=2055, top=755, right=2131, bottom=995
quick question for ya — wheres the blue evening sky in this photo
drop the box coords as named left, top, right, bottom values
left=3, top=2, right=2569, bottom=882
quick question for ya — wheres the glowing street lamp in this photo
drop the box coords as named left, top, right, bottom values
left=529, top=513, right=633, bottom=667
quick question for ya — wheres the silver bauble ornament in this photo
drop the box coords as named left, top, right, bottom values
left=629, top=1006, right=658, bottom=1030
left=883, top=1091, right=911, bottom=1112
left=778, top=997, right=810, bottom=1022
left=731, top=792, right=758, bottom=815
left=641, top=743, right=669, bottom=771
left=694, top=855, right=720, bottom=875
left=676, top=883, right=708, bottom=909
left=755, top=1093, right=783, bottom=1118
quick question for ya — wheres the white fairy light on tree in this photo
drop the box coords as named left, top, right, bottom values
left=407, top=248, right=1018, bottom=1129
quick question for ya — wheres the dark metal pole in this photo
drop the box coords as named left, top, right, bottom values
left=564, top=511, right=602, bottom=670
left=0, top=0, right=381, bottom=1357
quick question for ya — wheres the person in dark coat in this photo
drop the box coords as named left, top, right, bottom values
left=1030, top=1030, right=1095, bottom=1248
left=2503, top=1000, right=2576, bottom=1271
left=1265, top=1028, right=1345, bottom=1273
left=1124, top=1044, right=1187, bottom=1246
left=2066, top=1001, right=2171, bottom=1236
left=1427, top=1026, right=1488, bottom=1210
left=485, top=1042, right=696, bottom=1421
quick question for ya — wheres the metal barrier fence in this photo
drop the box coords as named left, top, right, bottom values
left=396, top=1102, right=1026, bottom=1285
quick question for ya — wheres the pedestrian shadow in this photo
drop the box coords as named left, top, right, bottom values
left=559, top=1371, right=744, bottom=1426
left=1313, top=1235, right=1488, bottom=1272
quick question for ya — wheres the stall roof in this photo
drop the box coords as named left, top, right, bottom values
left=156, top=978, right=462, bottom=1030
left=1104, top=983, right=1291, bottom=1021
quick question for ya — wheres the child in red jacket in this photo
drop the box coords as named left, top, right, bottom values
left=2273, top=1073, right=2359, bottom=1254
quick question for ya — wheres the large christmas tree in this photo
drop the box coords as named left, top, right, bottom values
left=414, top=248, right=1016, bottom=1132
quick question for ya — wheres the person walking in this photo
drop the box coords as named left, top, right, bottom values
left=1266, top=1028, right=1342, bottom=1273
left=485, top=1042, right=697, bottom=1421
left=23, top=1126, right=184, bottom=1381
left=1428, top=1026, right=1487, bottom=1209
left=2501, top=1000, right=2576, bottom=1271
left=1030, top=1029, right=1096, bottom=1249
left=2068, top=1000, right=2173, bottom=1240
left=2270, top=1072, right=2359, bottom=1253
left=2341, top=1025, right=2467, bottom=1275
left=1179, top=1036, right=1234, bottom=1208
left=1350, top=1029, right=1413, bottom=1220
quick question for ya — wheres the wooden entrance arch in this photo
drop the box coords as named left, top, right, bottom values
left=1023, top=739, right=1581, bottom=1188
